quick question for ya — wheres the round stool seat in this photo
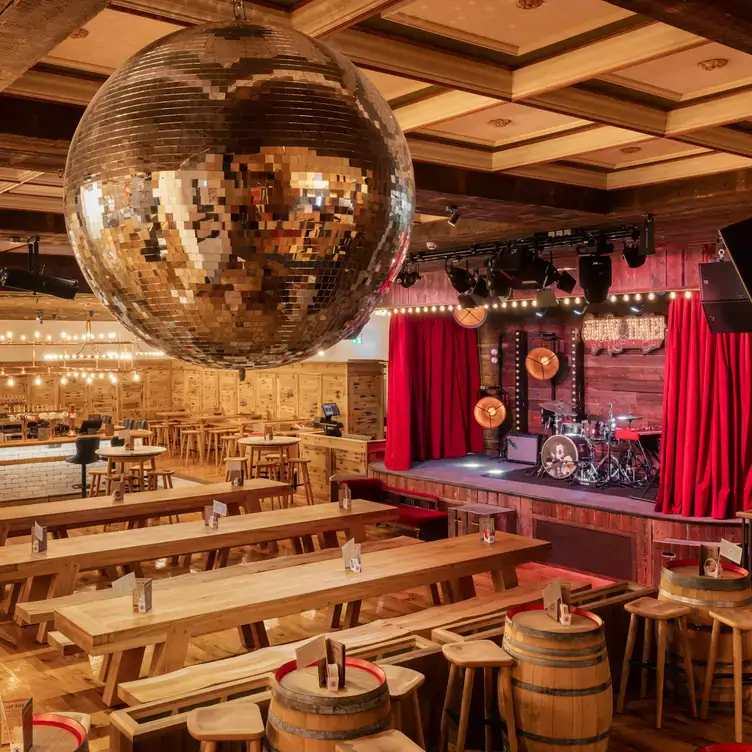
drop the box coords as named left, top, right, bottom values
left=381, top=664, right=424, bottom=700
left=442, top=639, right=514, bottom=668
left=709, top=607, right=752, bottom=631
left=89, top=468, right=108, bottom=476
left=187, top=699, right=264, bottom=743
left=626, top=596, right=690, bottom=621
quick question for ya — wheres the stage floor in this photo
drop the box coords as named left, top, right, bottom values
left=371, top=455, right=736, bottom=525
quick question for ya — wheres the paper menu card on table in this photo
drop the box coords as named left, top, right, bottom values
left=720, top=538, right=743, bottom=565
left=31, top=523, right=47, bottom=554
left=112, top=572, right=137, bottom=596
left=342, top=538, right=362, bottom=574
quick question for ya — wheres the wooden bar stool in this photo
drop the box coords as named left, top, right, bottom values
left=439, top=639, right=517, bottom=752
left=147, top=469, right=175, bottom=490
left=187, top=699, right=264, bottom=752
left=382, top=664, right=426, bottom=748
left=220, top=434, right=241, bottom=464
left=335, top=729, right=423, bottom=751
left=288, top=457, right=315, bottom=505
left=105, top=473, right=134, bottom=495
left=224, top=456, right=250, bottom=481
left=702, top=607, right=752, bottom=742
left=616, top=596, right=697, bottom=729
left=88, top=468, right=108, bottom=497
left=181, top=429, right=203, bottom=464
left=205, top=428, right=231, bottom=466
left=152, top=423, right=171, bottom=455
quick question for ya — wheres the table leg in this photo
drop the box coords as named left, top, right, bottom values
left=0, top=526, right=9, bottom=546
left=458, top=576, right=476, bottom=600
left=343, top=600, right=362, bottom=629
left=492, top=563, right=518, bottom=592
left=346, top=523, right=366, bottom=542
left=290, top=538, right=304, bottom=555
left=250, top=622, right=269, bottom=648
left=149, top=627, right=190, bottom=676
left=301, top=535, right=316, bottom=554
left=238, top=625, right=255, bottom=650
left=449, top=580, right=463, bottom=603
left=320, top=531, right=340, bottom=549
left=97, top=653, right=112, bottom=683
left=440, top=581, right=455, bottom=604
left=330, top=604, right=343, bottom=629
left=429, top=583, right=442, bottom=605
left=216, top=548, right=230, bottom=568
left=33, top=563, right=79, bottom=641
left=102, top=647, right=146, bottom=707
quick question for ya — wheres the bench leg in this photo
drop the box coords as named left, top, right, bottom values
left=103, top=647, right=146, bottom=707
left=330, top=604, right=343, bottom=629
left=250, top=622, right=269, bottom=649
left=238, top=624, right=255, bottom=650
left=429, top=583, right=442, bottom=605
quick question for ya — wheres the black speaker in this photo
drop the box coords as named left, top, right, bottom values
left=579, top=255, right=612, bottom=304
left=719, top=216, right=752, bottom=303
left=699, top=261, right=752, bottom=334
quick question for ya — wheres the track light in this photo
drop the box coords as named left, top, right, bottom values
left=397, top=261, right=421, bottom=288
left=447, top=206, right=461, bottom=227
left=555, top=270, right=576, bottom=294
left=579, top=255, right=612, bottom=304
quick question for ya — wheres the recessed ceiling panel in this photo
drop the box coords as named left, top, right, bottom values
left=572, top=137, right=710, bottom=169
left=385, top=0, right=633, bottom=56
left=359, top=69, right=429, bottom=101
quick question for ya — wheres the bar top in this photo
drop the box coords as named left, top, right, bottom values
left=0, top=437, right=78, bottom=449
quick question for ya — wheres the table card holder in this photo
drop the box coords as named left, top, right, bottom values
left=699, top=544, right=721, bottom=578
left=480, top=516, right=495, bottom=544
left=204, top=506, right=218, bottom=529
left=111, top=473, right=126, bottom=502
left=133, top=578, right=153, bottom=614
left=133, top=437, right=144, bottom=450
left=328, top=638, right=347, bottom=689
left=104, top=422, right=114, bottom=437
left=1, top=696, right=32, bottom=750
left=112, top=572, right=137, bottom=596
left=721, top=538, right=743, bottom=565
left=264, top=424, right=275, bottom=441
left=338, top=483, right=352, bottom=511
left=295, top=635, right=328, bottom=687
left=342, top=538, right=362, bottom=573
left=31, top=523, right=47, bottom=554
left=543, top=580, right=572, bottom=625
left=326, top=664, right=339, bottom=691
left=228, top=459, right=244, bottom=487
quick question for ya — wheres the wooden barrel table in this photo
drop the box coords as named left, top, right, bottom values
left=502, top=604, right=612, bottom=752
left=266, top=658, right=390, bottom=752
left=31, top=714, right=88, bottom=751
left=659, top=559, right=752, bottom=709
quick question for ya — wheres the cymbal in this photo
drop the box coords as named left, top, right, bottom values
left=474, top=397, right=507, bottom=429
left=540, top=400, right=576, bottom=417
left=617, top=414, right=643, bottom=421
left=525, top=347, right=560, bottom=381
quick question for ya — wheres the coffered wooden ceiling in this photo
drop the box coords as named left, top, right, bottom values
left=1, top=0, right=752, bottom=257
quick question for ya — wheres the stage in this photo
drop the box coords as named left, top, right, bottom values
left=370, top=456, right=741, bottom=587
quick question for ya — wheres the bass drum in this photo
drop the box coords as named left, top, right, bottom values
left=541, top=435, right=592, bottom=479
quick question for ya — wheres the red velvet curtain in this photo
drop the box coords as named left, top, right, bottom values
left=656, top=296, right=752, bottom=518
left=384, top=315, right=484, bottom=470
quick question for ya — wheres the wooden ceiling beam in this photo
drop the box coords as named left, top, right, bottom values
left=666, top=90, right=752, bottom=135
left=0, top=0, right=110, bottom=92
left=602, top=0, right=752, bottom=55
left=291, top=0, right=407, bottom=37
left=110, top=0, right=283, bottom=26
left=396, top=91, right=497, bottom=132
left=512, top=23, right=703, bottom=99
left=0, top=208, right=67, bottom=237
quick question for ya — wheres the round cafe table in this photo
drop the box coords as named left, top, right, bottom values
left=238, top=436, right=300, bottom=480
left=97, top=445, right=167, bottom=490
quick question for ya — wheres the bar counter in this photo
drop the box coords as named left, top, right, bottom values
left=0, top=437, right=111, bottom=502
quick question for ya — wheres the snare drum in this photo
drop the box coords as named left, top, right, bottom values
left=583, top=420, right=606, bottom=439
left=561, top=422, right=583, bottom=436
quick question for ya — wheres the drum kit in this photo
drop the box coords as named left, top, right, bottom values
left=537, top=400, right=657, bottom=488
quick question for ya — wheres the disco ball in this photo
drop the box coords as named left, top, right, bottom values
left=64, top=21, right=414, bottom=369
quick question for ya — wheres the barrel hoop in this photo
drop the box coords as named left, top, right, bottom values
left=503, top=635, right=605, bottom=657
left=506, top=619, right=603, bottom=641
left=267, top=711, right=389, bottom=740
left=517, top=728, right=610, bottom=745
left=661, top=567, right=751, bottom=591
left=512, top=678, right=612, bottom=696
left=270, top=688, right=387, bottom=715
left=658, top=588, right=752, bottom=608
left=503, top=643, right=608, bottom=669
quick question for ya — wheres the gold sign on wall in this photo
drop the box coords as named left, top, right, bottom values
left=582, top=314, right=666, bottom=355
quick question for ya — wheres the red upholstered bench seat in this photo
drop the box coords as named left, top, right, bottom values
left=387, top=502, right=447, bottom=527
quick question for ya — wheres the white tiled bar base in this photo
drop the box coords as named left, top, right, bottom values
left=0, top=440, right=111, bottom=502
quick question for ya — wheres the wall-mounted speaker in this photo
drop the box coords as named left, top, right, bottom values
left=699, top=261, right=752, bottom=334
left=720, top=216, right=752, bottom=303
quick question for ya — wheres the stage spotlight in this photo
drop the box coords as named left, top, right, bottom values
left=445, top=261, right=474, bottom=294
left=397, top=261, right=421, bottom=288
left=457, top=294, right=477, bottom=309
left=595, top=233, right=614, bottom=255
left=579, top=255, right=612, bottom=304
left=473, top=273, right=489, bottom=299
left=447, top=206, right=461, bottom=227
left=534, top=308, right=547, bottom=319
left=623, top=239, right=646, bottom=269
left=555, top=270, right=577, bottom=294
left=572, top=302, right=589, bottom=316
left=629, top=302, right=644, bottom=315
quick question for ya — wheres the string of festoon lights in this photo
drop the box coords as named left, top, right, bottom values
left=372, top=289, right=695, bottom=315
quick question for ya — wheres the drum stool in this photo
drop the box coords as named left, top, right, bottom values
left=616, top=596, right=697, bottom=729
left=438, top=640, right=517, bottom=752
left=187, top=699, right=264, bottom=752
left=702, top=608, right=752, bottom=742
left=381, top=664, right=426, bottom=748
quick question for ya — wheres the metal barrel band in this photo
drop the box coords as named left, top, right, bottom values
left=661, top=569, right=752, bottom=591
left=517, top=728, right=610, bottom=745
left=506, top=619, right=603, bottom=641
left=272, top=685, right=387, bottom=713
left=267, top=711, right=389, bottom=740
left=503, top=643, right=608, bottom=669
left=512, top=677, right=612, bottom=696
left=503, top=636, right=606, bottom=658
left=657, top=589, right=752, bottom=608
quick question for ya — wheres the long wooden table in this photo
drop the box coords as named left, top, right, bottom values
left=0, top=481, right=290, bottom=545
left=0, top=500, right=398, bottom=619
left=55, top=532, right=549, bottom=704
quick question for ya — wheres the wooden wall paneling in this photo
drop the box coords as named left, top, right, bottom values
left=0, top=374, right=30, bottom=410
left=200, top=370, right=219, bottom=413
left=145, top=367, right=172, bottom=413
left=171, top=366, right=185, bottom=410
left=218, top=371, right=238, bottom=416
left=89, top=378, right=117, bottom=419
left=256, top=372, right=277, bottom=419
left=321, top=373, right=347, bottom=427
left=29, top=374, right=58, bottom=410
left=347, top=361, right=385, bottom=439
left=276, top=371, right=298, bottom=420
left=60, top=377, right=87, bottom=418
left=184, top=369, right=202, bottom=413
left=237, top=372, right=255, bottom=415
left=120, top=377, right=143, bottom=419
left=298, top=373, right=322, bottom=420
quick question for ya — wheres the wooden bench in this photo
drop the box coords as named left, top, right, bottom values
left=56, top=533, right=549, bottom=706
left=16, top=537, right=422, bottom=634
left=1, top=499, right=399, bottom=627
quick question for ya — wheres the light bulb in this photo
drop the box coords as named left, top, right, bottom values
left=512, top=301, right=518, bottom=308
left=684, top=290, right=692, bottom=299
left=563, top=298, right=570, bottom=305
left=86, top=377, right=93, bottom=385
left=492, top=303, right=498, bottom=309
left=61, top=377, right=68, bottom=385
left=623, top=294, right=630, bottom=302
left=108, top=332, right=116, bottom=339
left=610, top=295, right=617, bottom=303
left=648, top=292, right=656, bottom=301
left=407, top=307, right=413, bottom=313
left=133, top=372, right=141, bottom=382
left=574, top=297, right=581, bottom=304
left=670, top=291, right=677, bottom=299
left=7, top=378, right=14, bottom=387
left=439, top=306, right=445, bottom=311
left=422, top=306, right=428, bottom=312
left=33, top=332, right=39, bottom=339
left=634, top=293, right=642, bottom=301
left=521, top=300, right=528, bottom=308
left=34, top=377, right=41, bottom=386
